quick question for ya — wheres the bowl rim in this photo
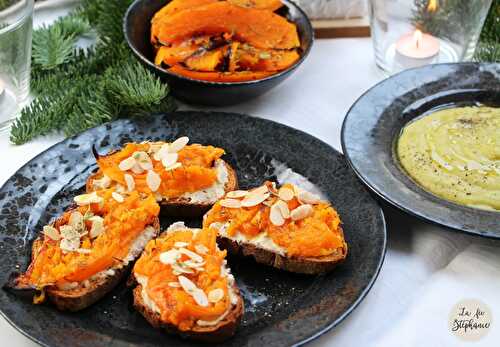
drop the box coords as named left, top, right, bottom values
left=123, top=0, right=314, bottom=86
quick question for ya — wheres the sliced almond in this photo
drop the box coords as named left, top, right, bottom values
left=168, top=282, right=181, bottom=288
left=164, top=162, right=182, bottom=171
left=251, top=185, right=269, bottom=196
left=68, top=211, right=84, bottom=231
left=290, top=204, right=314, bottom=221
left=278, top=187, right=295, bottom=201
left=169, top=136, right=189, bottom=153
left=124, top=174, right=135, bottom=192
left=241, top=192, right=270, bottom=207
left=194, top=244, right=208, bottom=254
left=159, top=249, right=180, bottom=265
left=133, top=151, right=153, bottom=170
left=208, top=288, right=225, bottom=303
left=182, top=260, right=206, bottom=269
left=226, top=190, right=248, bottom=199
left=270, top=203, right=285, bottom=226
left=220, top=198, right=242, bottom=209
left=59, top=225, right=79, bottom=240
left=88, top=216, right=105, bottom=238
left=154, top=143, right=170, bottom=161
left=192, top=288, right=209, bottom=307
left=174, top=241, right=189, bottom=248
left=59, top=237, right=80, bottom=252
left=146, top=170, right=161, bottom=192
left=112, top=192, right=124, bottom=203
left=118, top=156, right=136, bottom=171
left=172, top=263, right=195, bottom=274
left=298, top=190, right=321, bottom=205
left=131, top=163, right=144, bottom=174
left=161, top=152, right=178, bottom=168
left=178, top=275, right=197, bottom=292
left=275, top=199, right=290, bottom=218
left=74, top=192, right=103, bottom=206
left=43, top=225, right=61, bottom=241
left=178, top=248, right=204, bottom=263
left=92, top=175, right=111, bottom=189
left=148, top=142, right=162, bottom=155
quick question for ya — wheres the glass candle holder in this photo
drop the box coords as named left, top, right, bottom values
left=368, top=0, right=493, bottom=75
left=0, top=0, right=33, bottom=133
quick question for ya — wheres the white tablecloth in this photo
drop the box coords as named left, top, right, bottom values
left=1, top=2, right=498, bottom=346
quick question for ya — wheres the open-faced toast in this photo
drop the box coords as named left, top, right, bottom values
left=130, top=222, right=244, bottom=342
left=87, top=137, right=238, bottom=218
left=9, top=188, right=160, bottom=311
left=203, top=182, right=348, bottom=274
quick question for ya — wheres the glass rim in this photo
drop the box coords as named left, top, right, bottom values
left=0, top=0, right=34, bottom=35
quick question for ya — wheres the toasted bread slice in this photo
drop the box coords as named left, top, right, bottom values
left=87, top=160, right=238, bottom=218
left=130, top=222, right=244, bottom=342
left=204, top=182, right=348, bottom=274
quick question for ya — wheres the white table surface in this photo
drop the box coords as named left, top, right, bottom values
left=1, top=2, right=499, bottom=346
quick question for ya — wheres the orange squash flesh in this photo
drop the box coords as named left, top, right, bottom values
left=153, top=2, right=300, bottom=50
left=96, top=142, right=225, bottom=198
left=17, top=189, right=160, bottom=289
left=235, top=45, right=300, bottom=71
left=133, top=227, right=232, bottom=330
left=169, top=64, right=274, bottom=82
left=203, top=182, right=345, bottom=258
left=230, top=0, right=283, bottom=11
left=184, top=46, right=227, bottom=71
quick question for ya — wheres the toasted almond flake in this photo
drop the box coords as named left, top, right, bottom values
left=297, top=190, right=321, bottom=205
left=92, top=175, right=111, bottom=189
left=124, top=174, right=135, bottom=192
left=183, top=260, right=206, bottom=269
left=241, top=192, right=270, bottom=207
left=278, top=187, right=295, bottom=201
left=262, top=200, right=273, bottom=207
left=146, top=170, right=161, bottom=192
left=74, top=192, right=103, bottom=206
left=195, top=244, right=208, bottom=254
left=112, top=192, right=124, bottom=203
left=220, top=198, right=242, bottom=208
left=118, top=156, right=136, bottom=171
left=148, top=142, right=162, bottom=154
left=159, top=250, right=179, bottom=265
left=251, top=185, right=269, bottom=196
left=208, top=288, right=225, bottom=303
left=226, top=190, right=248, bottom=199
left=178, top=275, right=197, bottom=292
left=154, top=143, right=170, bottom=161
left=172, top=264, right=195, bottom=274
left=133, top=151, right=153, bottom=170
left=161, top=152, right=178, bottom=168
left=59, top=225, right=79, bottom=240
left=88, top=216, right=104, bottom=238
left=68, top=211, right=84, bottom=231
left=131, top=163, right=144, bottom=174
left=270, top=203, right=285, bottom=226
left=178, top=248, right=204, bottom=263
left=168, top=282, right=181, bottom=288
left=76, top=248, right=91, bottom=254
left=290, top=204, right=314, bottom=221
left=174, top=242, right=189, bottom=248
left=43, top=225, right=61, bottom=241
left=60, top=237, right=80, bottom=252
left=275, top=199, right=290, bottom=218
left=115, top=184, right=126, bottom=193
left=164, top=162, right=182, bottom=171
left=169, top=136, right=189, bottom=153
left=192, top=288, right=209, bottom=307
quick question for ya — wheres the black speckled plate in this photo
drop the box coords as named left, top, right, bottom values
left=342, top=63, right=499, bottom=238
left=0, top=112, right=386, bottom=347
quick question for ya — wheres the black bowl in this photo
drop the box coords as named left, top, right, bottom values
left=124, top=0, right=313, bottom=106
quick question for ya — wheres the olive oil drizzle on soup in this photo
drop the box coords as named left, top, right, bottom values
left=397, top=106, right=500, bottom=211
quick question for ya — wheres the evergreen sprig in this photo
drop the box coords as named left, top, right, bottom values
left=10, top=0, right=176, bottom=145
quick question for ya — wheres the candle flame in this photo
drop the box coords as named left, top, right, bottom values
left=413, top=30, right=423, bottom=49
left=427, top=0, right=438, bottom=12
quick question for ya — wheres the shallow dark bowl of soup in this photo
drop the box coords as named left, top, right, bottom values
left=124, top=0, right=313, bottom=106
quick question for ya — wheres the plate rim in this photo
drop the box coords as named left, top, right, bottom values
left=341, top=62, right=500, bottom=239
left=0, top=111, right=387, bottom=346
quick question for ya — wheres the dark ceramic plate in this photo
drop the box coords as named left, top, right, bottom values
left=342, top=63, right=500, bottom=238
left=0, top=112, right=385, bottom=347
left=124, top=0, right=313, bottom=106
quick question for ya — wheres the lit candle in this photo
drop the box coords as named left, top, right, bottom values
left=395, top=29, right=440, bottom=69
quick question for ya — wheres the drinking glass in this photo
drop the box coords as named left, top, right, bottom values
left=0, top=0, right=33, bottom=133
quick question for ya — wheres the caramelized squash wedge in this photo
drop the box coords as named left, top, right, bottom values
left=185, top=46, right=227, bottom=71
left=234, top=45, right=300, bottom=71
left=169, top=64, right=275, bottom=82
left=152, top=2, right=300, bottom=50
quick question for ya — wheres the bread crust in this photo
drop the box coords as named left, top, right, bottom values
left=86, top=160, right=238, bottom=218
left=27, top=216, right=160, bottom=311
left=132, top=283, right=244, bottom=342
left=217, top=226, right=348, bottom=275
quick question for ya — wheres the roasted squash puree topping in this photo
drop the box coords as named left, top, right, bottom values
left=17, top=189, right=160, bottom=289
left=203, top=182, right=345, bottom=257
left=97, top=142, right=225, bottom=197
left=150, top=0, right=301, bottom=82
left=398, top=106, right=499, bottom=211
left=133, top=227, right=232, bottom=330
